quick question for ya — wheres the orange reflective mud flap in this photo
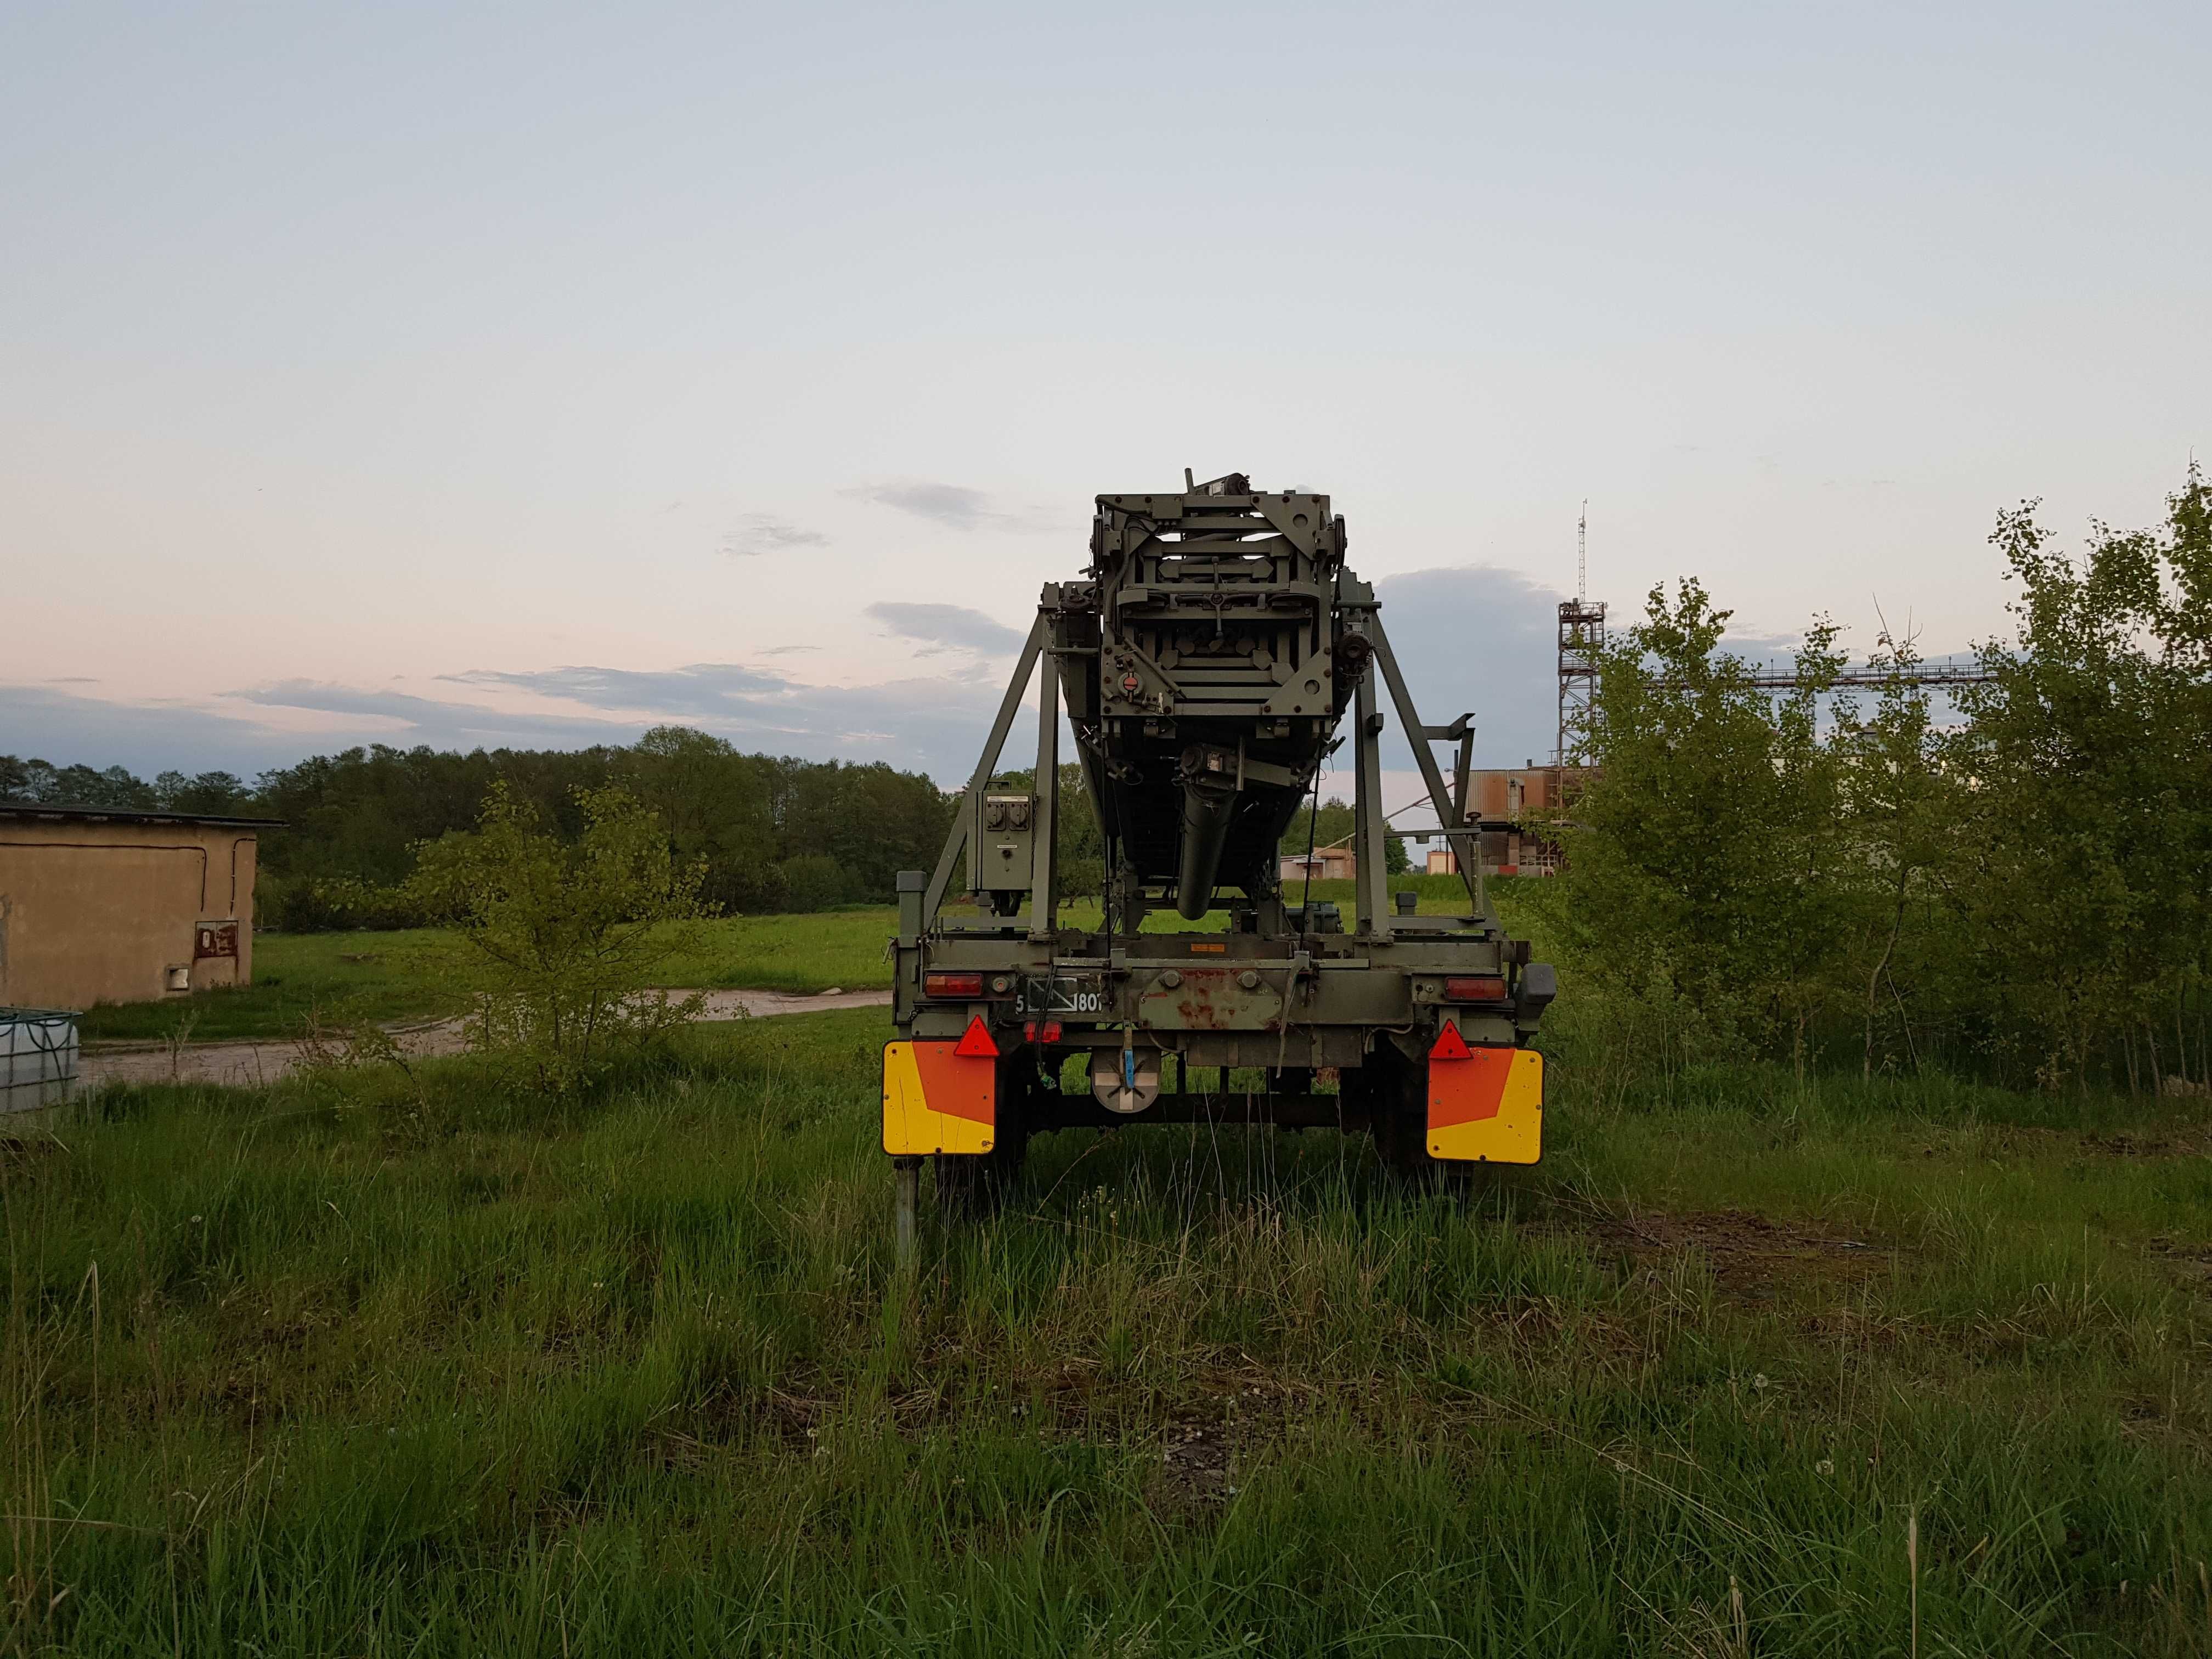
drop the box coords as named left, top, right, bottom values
left=1426, top=1020, right=1543, bottom=1164
left=883, top=1039, right=996, bottom=1155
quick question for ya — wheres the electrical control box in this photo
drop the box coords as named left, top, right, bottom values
left=967, top=789, right=1037, bottom=905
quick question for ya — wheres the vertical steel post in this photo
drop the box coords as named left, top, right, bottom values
left=1028, top=637, right=1059, bottom=941
left=894, top=1161, right=918, bottom=1267
left=1353, top=669, right=1392, bottom=939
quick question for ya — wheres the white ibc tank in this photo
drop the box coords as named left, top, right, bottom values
left=1, top=1008, right=78, bottom=1113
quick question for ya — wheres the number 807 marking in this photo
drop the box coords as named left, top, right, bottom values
left=1027, top=979, right=1106, bottom=1016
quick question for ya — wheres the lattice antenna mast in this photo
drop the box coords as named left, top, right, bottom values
left=1577, top=500, right=1587, bottom=605
left=1555, top=503, right=1606, bottom=779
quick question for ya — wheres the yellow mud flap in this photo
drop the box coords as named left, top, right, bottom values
left=883, top=1025, right=996, bottom=1155
left=1425, top=1023, right=1542, bottom=1164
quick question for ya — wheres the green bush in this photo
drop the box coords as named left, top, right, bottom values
left=1558, top=464, right=2212, bottom=1090
left=395, top=782, right=714, bottom=1093
left=774, top=852, right=855, bottom=913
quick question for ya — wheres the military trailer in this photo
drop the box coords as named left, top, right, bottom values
left=883, top=473, right=1555, bottom=1248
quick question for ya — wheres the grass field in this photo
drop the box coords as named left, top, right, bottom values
left=72, top=908, right=911, bottom=1045
left=70, top=928, right=462, bottom=1045
left=74, top=877, right=1528, bottom=1047
left=8, top=994, right=2211, bottom=1655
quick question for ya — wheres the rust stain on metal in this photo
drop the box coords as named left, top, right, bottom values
left=1139, top=967, right=1288, bottom=1034
left=1177, top=967, right=1227, bottom=1029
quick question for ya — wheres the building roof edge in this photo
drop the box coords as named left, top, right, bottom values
left=0, top=803, right=286, bottom=830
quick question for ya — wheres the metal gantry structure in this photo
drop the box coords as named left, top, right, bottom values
left=1678, top=657, right=1999, bottom=692
left=1553, top=505, right=1997, bottom=775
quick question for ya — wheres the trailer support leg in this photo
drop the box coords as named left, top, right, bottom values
left=1352, top=669, right=1392, bottom=939
left=893, top=1158, right=919, bottom=1267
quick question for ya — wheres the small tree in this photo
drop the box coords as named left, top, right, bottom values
left=1943, top=470, right=2212, bottom=1090
left=1559, top=579, right=1852, bottom=1066
left=403, top=782, right=713, bottom=1092
left=1829, top=627, right=1955, bottom=1077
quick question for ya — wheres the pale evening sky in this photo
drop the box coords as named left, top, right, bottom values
left=2, top=3, right=2204, bottom=789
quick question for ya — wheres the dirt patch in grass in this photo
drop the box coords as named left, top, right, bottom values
left=1145, top=1368, right=1330, bottom=1511
left=2083, top=1131, right=2212, bottom=1158
left=1798, top=1306, right=1921, bottom=1349
left=2147, top=1238, right=2212, bottom=1295
left=1583, top=1207, right=1895, bottom=1300
left=689, top=1380, right=834, bottom=1458
left=1155, top=1409, right=1234, bottom=1506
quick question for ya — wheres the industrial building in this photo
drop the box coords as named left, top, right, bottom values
left=1414, top=767, right=1565, bottom=878
left=0, top=803, right=279, bottom=1011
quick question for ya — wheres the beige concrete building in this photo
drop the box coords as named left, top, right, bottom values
left=0, top=804, right=279, bottom=1011
left=1279, top=848, right=1357, bottom=883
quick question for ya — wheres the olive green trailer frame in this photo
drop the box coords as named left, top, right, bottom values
left=885, top=478, right=1554, bottom=1253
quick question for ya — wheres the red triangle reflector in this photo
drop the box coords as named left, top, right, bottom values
left=953, top=1017, right=999, bottom=1058
left=1429, top=1020, right=1472, bottom=1062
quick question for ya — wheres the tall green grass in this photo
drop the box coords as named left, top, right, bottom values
left=7, top=1008, right=2209, bottom=1654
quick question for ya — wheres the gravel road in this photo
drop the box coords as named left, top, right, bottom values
left=77, top=988, right=893, bottom=1090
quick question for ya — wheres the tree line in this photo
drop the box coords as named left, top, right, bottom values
left=0, top=736, right=1414, bottom=933
left=15, top=466, right=2198, bottom=1094
left=1, top=728, right=954, bottom=928
left=0, top=758, right=259, bottom=817
left=1554, top=465, right=2211, bottom=1094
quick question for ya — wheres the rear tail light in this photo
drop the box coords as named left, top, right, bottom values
left=1442, top=976, right=1510, bottom=1003
left=1022, top=1020, right=1064, bottom=1045
left=923, top=971, right=985, bottom=998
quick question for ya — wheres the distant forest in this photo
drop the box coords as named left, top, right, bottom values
left=0, top=730, right=955, bottom=928
left=2, top=736, right=1393, bottom=932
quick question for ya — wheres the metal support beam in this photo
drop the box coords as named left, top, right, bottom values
left=1415, top=713, right=1476, bottom=825
left=1452, top=724, right=1474, bottom=827
left=1368, top=617, right=1486, bottom=915
left=1353, top=668, right=1391, bottom=939
left=1027, top=641, right=1060, bottom=941
left=922, top=614, right=1048, bottom=926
